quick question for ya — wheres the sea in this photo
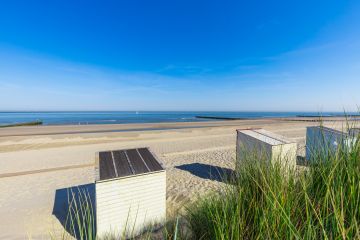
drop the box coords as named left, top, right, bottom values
left=0, top=111, right=354, bottom=126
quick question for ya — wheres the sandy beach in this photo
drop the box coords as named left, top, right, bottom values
left=0, top=118, right=354, bottom=239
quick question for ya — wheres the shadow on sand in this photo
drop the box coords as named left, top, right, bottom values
left=52, top=183, right=96, bottom=238
left=175, top=163, right=235, bottom=183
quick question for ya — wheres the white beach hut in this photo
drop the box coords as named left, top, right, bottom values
left=95, top=147, right=166, bottom=238
left=306, top=126, right=355, bottom=161
left=349, top=128, right=360, bottom=137
left=236, top=128, right=297, bottom=169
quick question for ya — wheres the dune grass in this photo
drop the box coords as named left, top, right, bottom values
left=186, top=129, right=360, bottom=239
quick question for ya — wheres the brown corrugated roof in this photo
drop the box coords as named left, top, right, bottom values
left=98, top=148, right=164, bottom=181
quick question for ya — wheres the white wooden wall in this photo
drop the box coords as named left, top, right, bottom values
left=236, top=131, right=297, bottom=169
left=306, top=127, right=349, bottom=161
left=272, top=143, right=297, bottom=168
left=96, top=171, right=166, bottom=238
left=236, top=131, right=272, bottom=163
left=349, top=128, right=360, bottom=138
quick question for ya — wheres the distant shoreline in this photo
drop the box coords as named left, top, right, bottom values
left=296, top=114, right=360, bottom=117
left=1, top=115, right=359, bottom=128
left=0, top=116, right=357, bottom=137
left=195, top=116, right=249, bottom=120
left=195, top=115, right=360, bottom=121
left=1, top=111, right=358, bottom=126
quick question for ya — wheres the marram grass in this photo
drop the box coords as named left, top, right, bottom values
left=186, top=132, right=360, bottom=240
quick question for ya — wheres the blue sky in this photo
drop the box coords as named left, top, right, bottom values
left=0, top=0, right=360, bottom=111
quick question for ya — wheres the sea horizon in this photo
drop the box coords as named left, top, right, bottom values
left=0, top=111, right=357, bottom=126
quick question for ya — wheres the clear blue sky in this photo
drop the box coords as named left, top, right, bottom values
left=0, top=0, right=359, bottom=111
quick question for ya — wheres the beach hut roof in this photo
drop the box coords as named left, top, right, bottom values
left=309, top=126, right=347, bottom=135
left=96, top=147, right=164, bottom=181
left=236, top=128, right=295, bottom=146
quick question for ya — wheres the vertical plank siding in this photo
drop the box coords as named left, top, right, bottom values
left=96, top=171, right=166, bottom=237
left=95, top=148, right=166, bottom=238
left=236, top=129, right=297, bottom=169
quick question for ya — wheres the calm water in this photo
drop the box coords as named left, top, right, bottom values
left=0, top=111, right=353, bottom=126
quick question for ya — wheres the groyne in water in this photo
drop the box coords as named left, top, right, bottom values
left=0, top=121, right=43, bottom=128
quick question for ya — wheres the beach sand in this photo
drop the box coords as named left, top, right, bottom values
left=0, top=118, right=354, bottom=239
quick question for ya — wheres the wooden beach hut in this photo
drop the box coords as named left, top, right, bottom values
left=236, top=128, right=297, bottom=169
left=306, top=126, right=355, bottom=161
left=95, top=148, right=166, bottom=237
left=349, top=128, right=360, bottom=137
